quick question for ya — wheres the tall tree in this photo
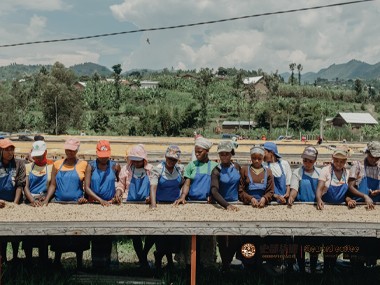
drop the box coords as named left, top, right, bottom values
left=354, top=79, right=363, bottom=96
left=39, top=62, right=83, bottom=134
left=196, top=68, right=214, bottom=131
left=92, top=72, right=101, bottom=110
left=289, top=63, right=296, bottom=85
left=112, top=64, right=122, bottom=104
left=297, top=64, right=303, bottom=85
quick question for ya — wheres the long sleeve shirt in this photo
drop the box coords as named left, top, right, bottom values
left=210, top=162, right=241, bottom=209
left=238, top=165, right=274, bottom=204
left=116, top=163, right=153, bottom=199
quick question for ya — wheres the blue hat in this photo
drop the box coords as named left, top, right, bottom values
left=263, top=142, right=281, bottom=158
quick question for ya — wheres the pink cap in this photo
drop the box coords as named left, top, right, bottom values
left=64, top=137, right=80, bottom=151
left=127, top=144, right=148, bottom=162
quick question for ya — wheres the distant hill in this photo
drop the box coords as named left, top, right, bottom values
left=0, top=62, right=112, bottom=81
left=69, top=62, right=112, bottom=77
left=0, top=63, right=50, bottom=81
left=281, top=59, right=380, bottom=83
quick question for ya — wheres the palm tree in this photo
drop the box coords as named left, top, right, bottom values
left=297, top=64, right=303, bottom=85
left=289, top=63, right=296, bottom=85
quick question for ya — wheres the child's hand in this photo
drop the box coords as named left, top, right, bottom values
left=347, top=199, right=356, bottom=209
left=258, top=197, right=266, bottom=208
left=251, top=197, right=258, bottom=207
left=226, top=205, right=239, bottom=211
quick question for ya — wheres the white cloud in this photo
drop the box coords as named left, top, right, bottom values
left=26, top=15, right=47, bottom=39
left=1, top=0, right=69, bottom=13
left=1, top=0, right=380, bottom=73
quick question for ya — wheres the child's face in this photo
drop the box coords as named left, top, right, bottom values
left=263, top=149, right=273, bottom=162
left=194, top=146, right=208, bottom=162
left=219, top=152, right=232, bottom=165
left=97, top=157, right=109, bottom=164
left=131, top=160, right=144, bottom=168
left=302, top=158, right=315, bottom=172
left=366, top=153, right=380, bottom=166
left=251, top=153, right=263, bottom=169
left=332, top=157, right=347, bottom=170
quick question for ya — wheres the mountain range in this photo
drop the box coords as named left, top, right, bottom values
left=0, top=59, right=379, bottom=82
left=280, top=59, right=380, bottom=83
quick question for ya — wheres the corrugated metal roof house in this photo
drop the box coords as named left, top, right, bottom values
left=222, top=120, right=255, bottom=131
left=332, top=112, right=378, bottom=128
left=242, top=76, right=269, bottom=94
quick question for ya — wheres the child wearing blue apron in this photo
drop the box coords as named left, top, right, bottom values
left=316, top=148, right=354, bottom=272
left=24, top=141, right=53, bottom=206
left=85, top=140, right=121, bottom=269
left=85, top=158, right=121, bottom=205
left=0, top=138, right=26, bottom=262
left=238, top=146, right=275, bottom=267
left=150, top=145, right=184, bottom=269
left=42, top=137, right=89, bottom=268
left=174, top=137, right=218, bottom=267
left=288, top=146, right=321, bottom=273
left=347, top=142, right=380, bottom=267
left=263, top=142, right=292, bottom=204
left=116, top=144, right=154, bottom=269
left=348, top=141, right=380, bottom=208
left=289, top=146, right=321, bottom=204
left=23, top=140, right=53, bottom=264
left=211, top=141, right=242, bottom=271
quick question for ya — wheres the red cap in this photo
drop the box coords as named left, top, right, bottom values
left=96, top=140, right=111, bottom=158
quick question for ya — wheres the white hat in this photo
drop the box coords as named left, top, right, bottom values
left=31, top=141, right=47, bottom=157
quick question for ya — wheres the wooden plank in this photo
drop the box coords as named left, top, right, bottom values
left=191, top=235, right=196, bottom=285
left=0, top=220, right=379, bottom=237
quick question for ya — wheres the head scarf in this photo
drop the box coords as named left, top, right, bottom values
left=194, top=137, right=213, bottom=150
left=250, top=146, right=265, bottom=156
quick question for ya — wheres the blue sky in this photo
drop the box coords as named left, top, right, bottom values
left=0, top=0, right=379, bottom=73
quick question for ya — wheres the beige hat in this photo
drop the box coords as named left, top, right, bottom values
left=332, top=148, right=348, bottom=159
left=367, top=141, right=380, bottom=158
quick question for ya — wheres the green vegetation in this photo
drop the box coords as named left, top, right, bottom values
left=0, top=61, right=379, bottom=140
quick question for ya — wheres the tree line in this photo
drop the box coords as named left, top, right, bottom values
left=0, top=61, right=379, bottom=140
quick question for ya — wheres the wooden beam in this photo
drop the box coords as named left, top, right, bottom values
left=0, top=221, right=379, bottom=237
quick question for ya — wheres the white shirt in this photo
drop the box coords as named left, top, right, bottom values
left=290, top=166, right=321, bottom=192
left=263, top=160, right=292, bottom=185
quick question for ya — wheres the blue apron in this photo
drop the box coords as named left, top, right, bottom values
left=297, top=167, right=320, bottom=202
left=356, top=164, right=380, bottom=202
left=156, top=162, right=182, bottom=202
left=90, top=160, right=116, bottom=201
left=127, top=166, right=150, bottom=201
left=322, top=166, right=348, bottom=204
left=0, top=163, right=16, bottom=202
left=29, top=163, right=48, bottom=195
left=268, top=161, right=287, bottom=196
left=218, top=163, right=240, bottom=202
left=188, top=161, right=211, bottom=201
left=247, top=166, right=267, bottom=200
left=55, top=160, right=83, bottom=202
